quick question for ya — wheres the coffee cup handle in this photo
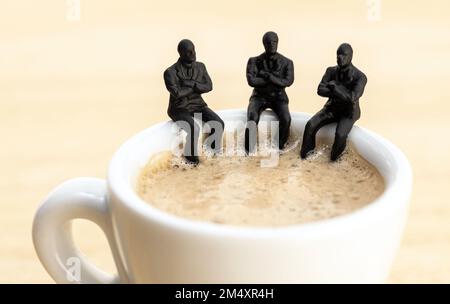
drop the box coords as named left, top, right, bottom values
left=32, top=177, right=126, bottom=283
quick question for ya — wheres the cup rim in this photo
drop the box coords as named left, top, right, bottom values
left=107, top=109, right=413, bottom=238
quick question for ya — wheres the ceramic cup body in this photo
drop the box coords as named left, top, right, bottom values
left=33, top=109, right=412, bottom=283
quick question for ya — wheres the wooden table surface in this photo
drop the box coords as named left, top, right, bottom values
left=1, top=0, right=449, bottom=283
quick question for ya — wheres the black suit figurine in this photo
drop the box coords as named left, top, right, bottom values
left=300, top=43, right=367, bottom=161
left=164, top=39, right=224, bottom=165
left=245, top=31, right=294, bottom=154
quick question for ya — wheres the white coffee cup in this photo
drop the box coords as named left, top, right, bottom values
left=32, top=109, right=412, bottom=283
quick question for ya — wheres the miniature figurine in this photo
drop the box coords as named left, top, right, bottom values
left=244, top=31, right=294, bottom=154
left=164, top=39, right=224, bottom=165
left=300, top=43, right=367, bottom=161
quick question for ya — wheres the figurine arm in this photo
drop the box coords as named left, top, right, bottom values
left=246, top=58, right=267, bottom=87
left=317, top=68, right=333, bottom=97
left=268, top=60, right=294, bottom=87
left=334, top=73, right=368, bottom=103
left=332, top=85, right=352, bottom=102
left=193, top=64, right=213, bottom=94
left=163, top=69, right=193, bottom=99
left=351, top=73, right=367, bottom=102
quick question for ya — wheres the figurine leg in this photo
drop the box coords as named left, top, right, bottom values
left=330, top=117, right=355, bottom=161
left=300, top=109, right=335, bottom=159
left=168, top=108, right=200, bottom=164
left=201, top=107, right=225, bottom=152
left=245, top=98, right=266, bottom=154
left=270, top=102, right=291, bottom=150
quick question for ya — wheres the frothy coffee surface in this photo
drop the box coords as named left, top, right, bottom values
left=137, top=141, right=385, bottom=227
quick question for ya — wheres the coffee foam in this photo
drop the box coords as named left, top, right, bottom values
left=137, top=131, right=385, bottom=227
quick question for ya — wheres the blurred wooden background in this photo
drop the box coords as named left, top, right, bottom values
left=1, top=0, right=449, bottom=283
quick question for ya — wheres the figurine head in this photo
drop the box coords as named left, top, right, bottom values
left=337, top=43, right=353, bottom=68
left=177, top=39, right=196, bottom=64
left=262, top=31, right=278, bottom=56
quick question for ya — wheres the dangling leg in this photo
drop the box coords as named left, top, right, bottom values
left=168, top=108, right=200, bottom=165
left=270, top=101, right=291, bottom=150
left=245, top=97, right=266, bottom=154
left=300, top=109, right=335, bottom=159
left=330, top=117, right=355, bottom=161
left=201, top=106, right=225, bottom=153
